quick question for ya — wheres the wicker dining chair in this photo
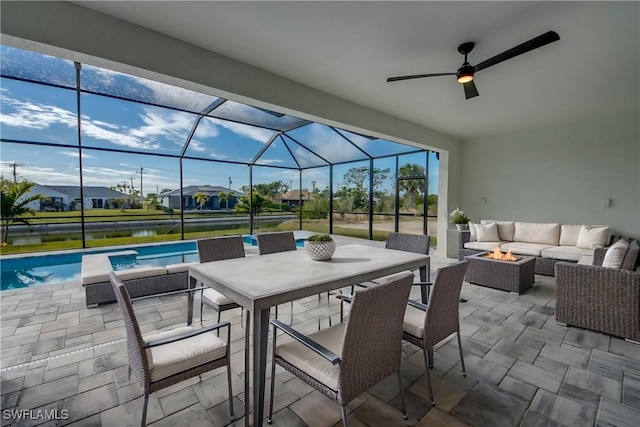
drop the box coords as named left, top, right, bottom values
left=402, top=259, right=469, bottom=405
left=343, top=232, right=432, bottom=319
left=109, top=272, right=234, bottom=426
left=197, top=235, right=246, bottom=327
left=267, top=272, right=415, bottom=426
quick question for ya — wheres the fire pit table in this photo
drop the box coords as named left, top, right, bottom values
left=464, top=251, right=535, bottom=294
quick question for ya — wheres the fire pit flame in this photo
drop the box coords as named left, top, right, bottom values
left=486, top=246, right=519, bottom=261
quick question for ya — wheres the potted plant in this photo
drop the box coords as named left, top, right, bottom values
left=450, top=207, right=470, bottom=231
left=305, top=234, right=336, bottom=261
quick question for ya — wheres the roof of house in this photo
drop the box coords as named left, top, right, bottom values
left=29, top=184, right=69, bottom=199
left=46, top=185, right=128, bottom=199
left=160, top=185, right=243, bottom=197
left=277, top=190, right=315, bottom=201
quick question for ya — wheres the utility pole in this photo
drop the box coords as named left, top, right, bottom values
left=129, top=177, right=135, bottom=194
left=228, top=176, right=232, bottom=190
left=136, top=167, right=147, bottom=198
left=9, top=162, right=20, bottom=183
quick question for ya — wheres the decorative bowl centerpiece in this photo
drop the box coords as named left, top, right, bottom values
left=305, top=234, right=336, bottom=261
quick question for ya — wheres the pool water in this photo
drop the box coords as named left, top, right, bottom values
left=0, top=236, right=308, bottom=291
left=0, top=241, right=198, bottom=291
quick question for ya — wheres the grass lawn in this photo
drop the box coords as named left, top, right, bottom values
left=0, top=218, right=437, bottom=255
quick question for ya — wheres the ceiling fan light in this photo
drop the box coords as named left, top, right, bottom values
left=456, top=64, right=475, bottom=83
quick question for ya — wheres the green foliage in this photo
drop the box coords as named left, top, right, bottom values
left=192, top=192, right=209, bottom=210
left=307, top=233, right=333, bottom=242
left=449, top=207, right=469, bottom=224
left=240, top=181, right=289, bottom=199
left=398, top=163, right=425, bottom=211
left=1, top=179, right=48, bottom=244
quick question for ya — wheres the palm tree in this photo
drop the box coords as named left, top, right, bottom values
left=218, top=191, right=230, bottom=211
left=192, top=192, right=210, bottom=210
left=1, top=179, right=47, bottom=245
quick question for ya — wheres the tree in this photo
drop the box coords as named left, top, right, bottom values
left=234, top=193, right=268, bottom=227
left=398, top=163, right=425, bottom=211
left=241, top=181, right=289, bottom=200
left=336, top=166, right=391, bottom=212
left=1, top=179, right=48, bottom=245
left=218, top=191, right=230, bottom=211
left=342, top=166, right=390, bottom=193
left=192, top=192, right=209, bottom=210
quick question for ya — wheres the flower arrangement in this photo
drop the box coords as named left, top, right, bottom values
left=449, top=207, right=469, bottom=225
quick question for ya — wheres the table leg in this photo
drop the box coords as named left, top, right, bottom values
left=187, top=276, right=196, bottom=325
left=252, top=308, right=270, bottom=427
left=244, top=310, right=250, bottom=427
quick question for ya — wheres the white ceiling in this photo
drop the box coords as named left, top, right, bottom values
left=75, top=1, right=638, bottom=140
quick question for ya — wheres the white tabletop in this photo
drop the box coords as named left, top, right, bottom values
left=189, top=243, right=430, bottom=311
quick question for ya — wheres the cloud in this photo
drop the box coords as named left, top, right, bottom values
left=211, top=117, right=275, bottom=142
left=58, top=151, right=94, bottom=159
left=0, top=97, right=76, bottom=129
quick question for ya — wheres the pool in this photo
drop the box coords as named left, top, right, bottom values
left=0, top=241, right=199, bottom=291
left=0, top=235, right=308, bottom=291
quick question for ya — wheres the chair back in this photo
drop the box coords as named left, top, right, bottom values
left=339, top=272, right=414, bottom=403
left=197, top=235, right=246, bottom=262
left=256, top=231, right=297, bottom=255
left=109, top=271, right=149, bottom=389
left=423, top=260, right=469, bottom=348
left=386, top=232, right=431, bottom=255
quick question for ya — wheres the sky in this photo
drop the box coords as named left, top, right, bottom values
left=0, top=45, right=439, bottom=197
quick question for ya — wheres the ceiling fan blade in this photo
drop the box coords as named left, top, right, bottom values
left=387, top=72, right=455, bottom=82
left=463, top=81, right=479, bottom=99
left=474, top=31, right=560, bottom=73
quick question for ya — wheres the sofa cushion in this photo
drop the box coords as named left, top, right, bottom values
left=541, top=246, right=594, bottom=262
left=481, top=220, right=515, bottom=241
left=464, top=241, right=504, bottom=251
left=577, top=255, right=594, bottom=265
left=602, top=239, right=629, bottom=269
left=115, top=266, right=167, bottom=281
left=513, top=222, right=560, bottom=245
left=165, top=262, right=197, bottom=274
left=621, top=240, right=640, bottom=271
left=468, top=223, right=479, bottom=242
left=500, top=242, right=556, bottom=257
left=576, top=225, right=610, bottom=249
left=559, top=224, right=582, bottom=246
left=476, top=223, right=500, bottom=242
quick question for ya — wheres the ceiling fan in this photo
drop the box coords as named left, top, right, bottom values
left=387, top=31, right=560, bottom=99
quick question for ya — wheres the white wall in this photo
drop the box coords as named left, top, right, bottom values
left=460, top=113, right=640, bottom=239
left=0, top=1, right=462, bottom=255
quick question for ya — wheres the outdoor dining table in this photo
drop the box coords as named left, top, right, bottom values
left=187, top=243, right=430, bottom=427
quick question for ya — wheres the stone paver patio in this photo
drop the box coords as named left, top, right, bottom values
left=2, top=244, right=639, bottom=426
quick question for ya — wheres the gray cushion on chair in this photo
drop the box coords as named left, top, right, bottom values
left=403, top=305, right=425, bottom=339
left=202, top=288, right=234, bottom=306
left=144, top=327, right=227, bottom=381
left=276, top=323, right=345, bottom=390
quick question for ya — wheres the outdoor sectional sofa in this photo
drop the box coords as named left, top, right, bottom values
left=555, top=238, right=640, bottom=342
left=458, top=220, right=611, bottom=276
left=81, top=251, right=193, bottom=306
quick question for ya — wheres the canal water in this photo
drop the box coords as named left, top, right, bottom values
left=6, top=218, right=290, bottom=245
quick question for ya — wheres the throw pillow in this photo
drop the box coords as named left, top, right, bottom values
left=468, top=223, right=479, bottom=241
left=576, top=225, right=610, bottom=249
left=602, top=239, right=629, bottom=269
left=476, top=223, right=500, bottom=242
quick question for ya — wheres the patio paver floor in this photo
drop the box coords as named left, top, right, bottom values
left=2, top=252, right=639, bottom=426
